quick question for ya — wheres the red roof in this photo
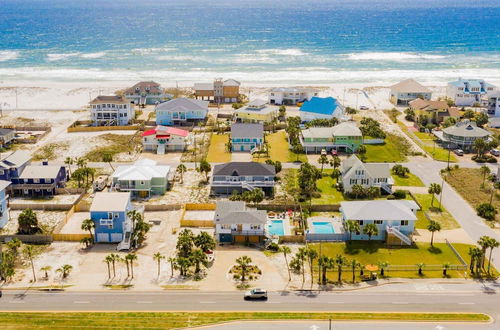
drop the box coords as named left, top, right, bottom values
left=142, top=126, right=190, bottom=138
left=142, top=129, right=156, bottom=137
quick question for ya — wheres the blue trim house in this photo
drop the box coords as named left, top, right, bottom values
left=299, top=97, right=344, bottom=122
left=230, top=123, right=264, bottom=152
left=12, top=162, right=66, bottom=197
left=340, top=200, right=419, bottom=245
left=155, top=98, right=209, bottom=126
left=0, top=180, right=10, bottom=228
left=0, top=151, right=30, bottom=182
left=90, top=192, right=136, bottom=249
left=446, top=78, right=497, bottom=107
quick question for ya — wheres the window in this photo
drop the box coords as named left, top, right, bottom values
left=221, top=224, right=231, bottom=229
left=140, top=181, right=145, bottom=185
left=114, top=213, right=119, bottom=219
left=401, top=220, right=409, bottom=226
left=0, top=169, right=4, bottom=175
left=33, top=178, right=39, bottom=183
left=100, top=219, right=113, bottom=228
left=250, top=224, right=260, bottom=230
left=358, top=220, right=364, bottom=226
left=107, top=212, right=113, bottom=219
left=374, top=220, right=383, bottom=225
left=361, top=178, right=369, bottom=185
left=350, top=179, right=357, bottom=185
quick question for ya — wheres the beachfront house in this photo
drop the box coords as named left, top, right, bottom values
left=408, top=99, right=461, bottom=124
left=341, top=155, right=393, bottom=194
left=211, top=162, right=276, bottom=196
left=230, top=123, right=264, bottom=152
left=111, top=159, right=170, bottom=198
left=433, top=120, right=490, bottom=152
left=0, top=180, right=10, bottom=228
left=194, top=78, right=240, bottom=103
left=11, top=162, right=67, bottom=197
left=233, top=99, right=278, bottom=124
left=123, top=81, right=171, bottom=106
left=299, top=122, right=362, bottom=153
left=214, top=201, right=267, bottom=243
left=89, top=95, right=135, bottom=126
left=446, top=78, right=497, bottom=107
left=90, top=192, right=139, bottom=250
left=390, top=79, right=432, bottom=105
left=155, top=98, right=208, bottom=126
left=142, top=126, right=190, bottom=154
left=268, top=87, right=319, bottom=105
left=487, top=91, right=500, bottom=116
left=299, top=96, right=345, bottom=122
left=340, top=200, right=419, bottom=245
left=0, top=150, right=30, bottom=182
left=0, top=128, right=15, bottom=148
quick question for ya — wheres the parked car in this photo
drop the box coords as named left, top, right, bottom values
left=331, top=149, right=338, bottom=156
left=0, top=290, right=2, bottom=298
left=490, top=149, right=500, bottom=156
left=453, top=149, right=464, bottom=156
left=359, top=106, right=369, bottom=110
left=320, top=149, right=327, bottom=156
left=244, top=288, right=268, bottom=300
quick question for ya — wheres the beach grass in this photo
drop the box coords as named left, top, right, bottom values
left=392, top=173, right=425, bottom=187
left=32, top=142, right=69, bottom=161
left=0, top=312, right=488, bottom=328
left=206, top=133, right=231, bottom=163
left=413, top=193, right=460, bottom=230
left=84, top=134, right=140, bottom=161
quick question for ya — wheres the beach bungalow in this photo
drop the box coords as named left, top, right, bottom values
left=409, top=99, right=460, bottom=124
left=340, top=200, right=419, bottom=245
left=487, top=91, right=500, bottom=116
left=433, top=120, right=490, bottom=152
left=194, top=78, right=240, bottom=103
left=0, top=150, right=30, bottom=182
left=111, top=159, right=170, bottom=198
left=89, top=95, right=135, bottom=126
left=299, top=96, right=345, bottom=122
left=155, top=98, right=208, bottom=126
left=142, top=126, right=190, bottom=154
left=233, top=99, right=278, bottom=124
left=214, top=201, right=267, bottom=243
left=11, top=162, right=67, bottom=197
left=446, top=78, right=497, bottom=107
left=268, top=87, right=319, bottom=105
left=123, top=81, right=171, bottom=106
left=211, top=162, right=276, bottom=196
left=0, top=180, right=10, bottom=228
left=230, top=123, right=264, bottom=152
left=0, top=128, right=15, bottom=148
left=341, top=155, right=393, bottom=194
left=299, top=122, right=362, bottom=153
left=390, top=79, right=431, bottom=105
left=90, top=192, right=138, bottom=250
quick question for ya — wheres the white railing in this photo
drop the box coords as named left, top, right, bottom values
left=386, top=226, right=412, bottom=245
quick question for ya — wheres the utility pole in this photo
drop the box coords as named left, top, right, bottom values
left=15, top=87, right=18, bottom=109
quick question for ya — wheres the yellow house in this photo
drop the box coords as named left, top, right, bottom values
left=234, top=99, right=278, bottom=124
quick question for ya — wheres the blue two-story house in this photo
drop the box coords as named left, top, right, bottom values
left=90, top=192, right=138, bottom=250
left=211, top=162, right=276, bottom=196
left=0, top=180, right=11, bottom=228
left=0, top=151, right=31, bottom=182
left=155, top=98, right=209, bottom=126
left=230, top=123, right=263, bottom=152
left=340, top=200, right=419, bottom=246
left=11, top=162, right=66, bottom=197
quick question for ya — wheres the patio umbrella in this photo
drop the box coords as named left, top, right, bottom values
left=365, top=264, right=379, bottom=272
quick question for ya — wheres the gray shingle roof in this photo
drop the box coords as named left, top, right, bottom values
left=0, top=150, right=31, bottom=169
left=155, top=98, right=208, bottom=111
left=391, top=79, right=431, bottom=93
left=443, top=120, right=490, bottom=138
left=19, top=165, right=63, bottom=179
left=341, top=200, right=419, bottom=221
left=231, top=123, right=263, bottom=139
left=124, top=81, right=162, bottom=94
left=0, top=128, right=14, bottom=136
left=90, top=95, right=129, bottom=104
left=215, top=201, right=267, bottom=224
left=213, top=162, right=275, bottom=176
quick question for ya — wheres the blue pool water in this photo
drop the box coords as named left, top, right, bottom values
left=313, top=222, right=335, bottom=234
left=267, top=220, right=284, bottom=236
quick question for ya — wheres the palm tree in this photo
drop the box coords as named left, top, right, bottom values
left=81, top=219, right=95, bottom=242
left=477, top=236, right=491, bottom=269
left=487, top=238, right=499, bottom=274
left=416, top=263, right=425, bottom=276
left=80, top=237, right=93, bottom=248
left=167, top=257, right=176, bottom=277
left=121, top=256, right=130, bottom=277
left=480, top=166, right=491, bottom=188
left=428, top=183, right=442, bottom=208
left=190, top=249, right=208, bottom=274
left=318, top=154, right=329, bottom=173
left=64, top=157, right=73, bottom=177
left=330, top=168, right=341, bottom=183
left=110, top=253, right=120, bottom=277
left=427, top=220, right=441, bottom=247
left=350, top=259, right=360, bottom=283
left=442, top=262, right=450, bottom=277
left=334, top=255, right=348, bottom=283
left=363, top=223, right=378, bottom=240
left=307, top=248, right=318, bottom=286
left=76, top=157, right=87, bottom=169
left=318, top=256, right=334, bottom=285
left=72, top=170, right=85, bottom=188
left=176, top=164, right=187, bottom=184
left=102, top=153, right=114, bottom=171
left=330, top=155, right=341, bottom=169
left=40, top=266, right=51, bottom=279
left=125, top=253, right=138, bottom=279
left=378, top=261, right=389, bottom=277
left=345, top=220, right=360, bottom=242
left=236, top=256, right=252, bottom=282
left=127, top=209, right=143, bottom=231
left=56, top=264, right=73, bottom=279
left=280, top=245, right=292, bottom=281
left=153, top=252, right=165, bottom=277
left=22, top=245, right=36, bottom=282
left=104, top=255, right=112, bottom=279
left=297, top=247, right=308, bottom=283
left=176, top=257, right=192, bottom=277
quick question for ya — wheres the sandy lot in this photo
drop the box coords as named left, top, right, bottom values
left=183, top=210, right=215, bottom=221
left=1, top=210, right=66, bottom=235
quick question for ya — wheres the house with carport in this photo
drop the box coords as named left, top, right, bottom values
left=299, top=122, right=362, bottom=153
left=142, top=126, right=190, bottom=154
left=111, top=159, right=170, bottom=198
left=390, top=79, right=431, bottom=105
left=230, top=123, right=264, bottom=152
left=155, top=98, right=208, bottom=126
left=214, top=201, right=267, bottom=243
left=233, top=99, right=278, bottom=124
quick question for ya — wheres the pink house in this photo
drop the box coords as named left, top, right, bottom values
left=142, top=126, right=190, bottom=154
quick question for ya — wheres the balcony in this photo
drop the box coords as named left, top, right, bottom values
left=211, top=180, right=274, bottom=187
left=11, top=183, right=56, bottom=190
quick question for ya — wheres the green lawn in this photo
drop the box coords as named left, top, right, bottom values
left=412, top=193, right=460, bottom=230
left=392, top=173, right=425, bottom=187
left=206, top=133, right=231, bottom=162
left=0, top=312, right=488, bottom=328
left=364, top=134, right=407, bottom=163
left=256, top=131, right=307, bottom=163
left=311, top=241, right=470, bottom=279
left=312, top=169, right=345, bottom=204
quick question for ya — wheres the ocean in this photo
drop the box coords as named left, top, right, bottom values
left=0, top=0, right=499, bottom=86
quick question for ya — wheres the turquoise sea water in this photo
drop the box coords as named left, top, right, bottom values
left=0, top=0, right=499, bottom=85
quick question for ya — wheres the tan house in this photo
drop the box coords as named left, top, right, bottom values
left=194, top=78, right=240, bottom=103
left=390, top=79, right=432, bottom=105
left=409, top=99, right=461, bottom=123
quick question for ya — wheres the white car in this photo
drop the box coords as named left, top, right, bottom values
left=359, top=106, right=369, bottom=110
left=490, top=149, right=500, bottom=156
left=244, top=288, right=268, bottom=300
left=453, top=149, right=464, bottom=156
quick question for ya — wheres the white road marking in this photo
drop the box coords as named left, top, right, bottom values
left=458, top=302, right=475, bottom=305
left=392, top=302, right=409, bottom=304
left=327, top=302, right=345, bottom=304
left=73, top=301, right=90, bottom=304
left=199, top=301, right=216, bottom=304
left=266, top=301, right=281, bottom=304
left=9, top=301, right=25, bottom=304
left=136, top=301, right=153, bottom=304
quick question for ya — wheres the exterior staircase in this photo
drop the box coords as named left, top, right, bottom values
left=386, top=226, right=412, bottom=246
left=241, top=181, right=255, bottom=191
left=380, top=183, right=392, bottom=194
left=157, top=144, right=165, bottom=155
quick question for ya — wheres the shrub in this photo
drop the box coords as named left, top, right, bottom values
left=476, top=203, right=497, bottom=220
left=393, top=190, right=407, bottom=199
left=267, top=242, right=280, bottom=252
left=387, top=194, right=395, bottom=200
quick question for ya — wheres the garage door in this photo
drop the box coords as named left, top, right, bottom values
left=248, top=235, right=261, bottom=243
left=96, top=233, right=109, bottom=243
left=219, top=234, right=233, bottom=243
left=110, top=233, right=123, bottom=242
left=234, top=235, right=246, bottom=243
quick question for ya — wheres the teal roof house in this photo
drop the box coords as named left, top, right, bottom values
left=299, top=97, right=344, bottom=122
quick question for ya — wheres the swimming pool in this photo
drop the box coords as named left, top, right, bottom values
left=267, top=220, right=284, bottom=236
left=312, top=222, right=335, bottom=234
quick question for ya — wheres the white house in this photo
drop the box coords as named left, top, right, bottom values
left=89, top=96, right=134, bottom=126
left=341, top=155, right=393, bottom=194
left=447, top=78, right=497, bottom=107
left=488, top=91, right=500, bottom=116
left=142, top=126, right=189, bottom=154
left=214, top=201, right=267, bottom=243
left=268, top=87, right=319, bottom=105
